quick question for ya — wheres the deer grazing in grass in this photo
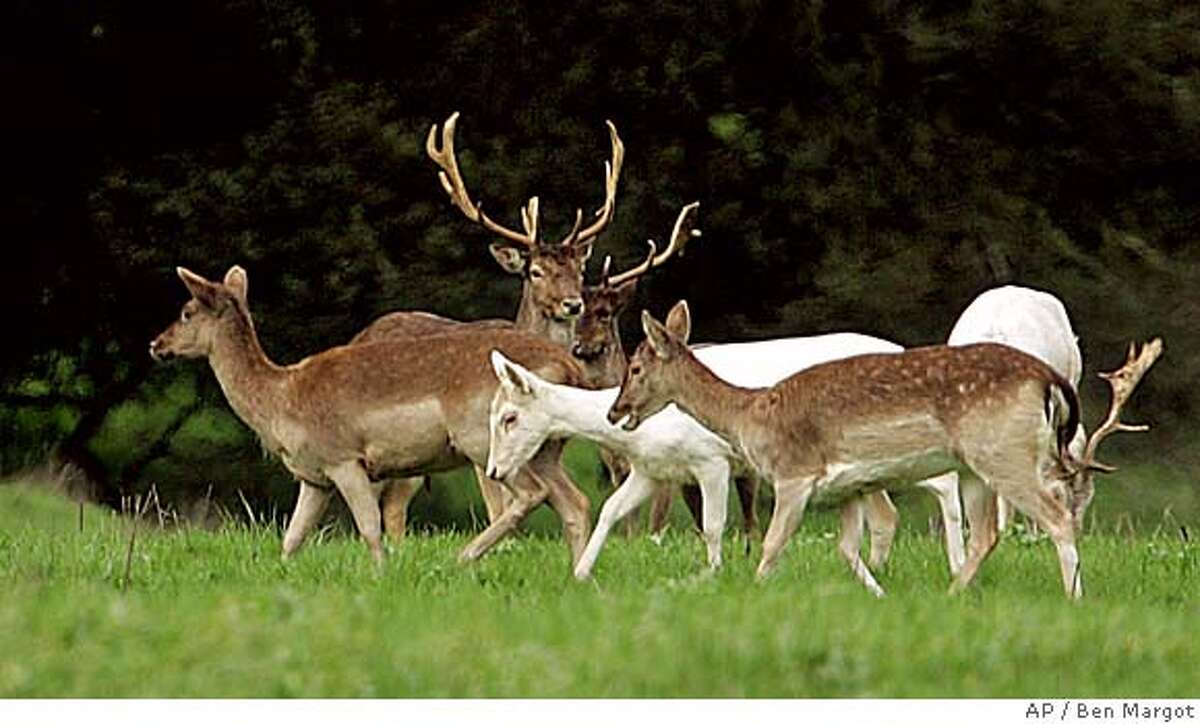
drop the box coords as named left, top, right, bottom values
left=937, top=285, right=1087, bottom=531
left=349, top=112, right=623, bottom=534
left=149, top=265, right=593, bottom=566
left=607, top=301, right=1161, bottom=598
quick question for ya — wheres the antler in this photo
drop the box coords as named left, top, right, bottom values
left=559, top=120, right=625, bottom=247
left=605, top=202, right=702, bottom=287
left=426, top=112, right=539, bottom=247
left=1079, top=337, right=1164, bottom=472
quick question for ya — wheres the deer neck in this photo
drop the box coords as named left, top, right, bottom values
left=543, top=383, right=630, bottom=452
left=664, top=351, right=757, bottom=450
left=207, top=308, right=288, bottom=436
left=514, top=289, right=575, bottom=348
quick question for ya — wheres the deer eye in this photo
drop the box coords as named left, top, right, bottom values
left=629, top=364, right=642, bottom=377
left=502, top=411, right=518, bottom=429
left=529, top=267, right=544, bottom=280
left=181, top=309, right=192, bottom=323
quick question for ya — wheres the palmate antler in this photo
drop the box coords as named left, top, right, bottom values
left=425, top=112, right=624, bottom=249
left=602, top=202, right=702, bottom=287
left=1079, top=337, right=1164, bottom=472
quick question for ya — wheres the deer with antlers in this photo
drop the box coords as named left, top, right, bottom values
left=149, top=266, right=594, bottom=567
left=607, top=301, right=1160, bottom=598
left=349, top=113, right=624, bottom=534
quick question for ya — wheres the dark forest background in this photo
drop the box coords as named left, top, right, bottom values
left=2, top=0, right=1197, bottom=526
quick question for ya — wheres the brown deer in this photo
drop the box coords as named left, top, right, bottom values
left=351, top=112, right=624, bottom=532
left=149, top=265, right=593, bottom=566
left=608, top=301, right=1160, bottom=598
left=569, top=203, right=726, bottom=532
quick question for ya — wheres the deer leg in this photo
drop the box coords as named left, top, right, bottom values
left=988, top=477, right=1081, bottom=599
left=695, top=460, right=731, bottom=571
left=281, top=481, right=333, bottom=560
left=916, top=472, right=966, bottom=576
left=599, top=449, right=637, bottom=536
left=324, top=460, right=385, bottom=564
left=838, top=497, right=886, bottom=597
left=473, top=464, right=511, bottom=523
left=680, top=483, right=704, bottom=532
left=528, top=447, right=593, bottom=566
left=756, top=476, right=815, bottom=579
left=575, top=469, right=658, bottom=579
left=862, top=491, right=899, bottom=571
left=949, top=474, right=999, bottom=594
left=458, top=470, right=547, bottom=563
left=647, top=485, right=675, bottom=539
left=734, top=474, right=759, bottom=541
left=380, top=476, right=424, bottom=542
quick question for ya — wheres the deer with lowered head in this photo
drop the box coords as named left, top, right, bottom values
left=607, top=300, right=1161, bottom=598
left=936, top=285, right=1088, bottom=531
left=149, top=265, right=593, bottom=566
left=349, top=112, right=624, bottom=533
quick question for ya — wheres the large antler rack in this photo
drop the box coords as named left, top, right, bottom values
left=1079, top=337, right=1164, bottom=472
left=426, top=112, right=624, bottom=249
left=558, top=120, right=625, bottom=247
left=603, top=201, right=702, bottom=287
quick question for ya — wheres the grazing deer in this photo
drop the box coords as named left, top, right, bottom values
left=350, top=112, right=623, bottom=532
left=938, top=285, right=1087, bottom=530
left=607, top=301, right=1160, bottom=598
left=149, top=265, right=593, bottom=566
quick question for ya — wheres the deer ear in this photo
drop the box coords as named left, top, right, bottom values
left=641, top=310, right=674, bottom=359
left=177, top=267, right=219, bottom=309
left=664, top=300, right=691, bottom=344
left=490, top=350, right=534, bottom=396
left=223, top=265, right=248, bottom=306
left=489, top=244, right=527, bottom=275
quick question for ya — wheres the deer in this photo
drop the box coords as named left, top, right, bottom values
left=348, top=112, right=623, bottom=535
left=149, top=265, right=594, bottom=567
left=564, top=207, right=965, bottom=570
left=606, top=300, right=1161, bottom=598
left=936, top=285, right=1087, bottom=531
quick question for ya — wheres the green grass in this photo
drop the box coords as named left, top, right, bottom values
left=0, top=483, right=1196, bottom=697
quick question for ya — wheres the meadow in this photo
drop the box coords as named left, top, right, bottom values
left=0, top=475, right=1196, bottom=699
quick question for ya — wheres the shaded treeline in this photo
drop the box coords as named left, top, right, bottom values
left=2, top=0, right=1198, bottom=520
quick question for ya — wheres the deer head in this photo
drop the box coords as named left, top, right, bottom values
left=1055, top=338, right=1163, bottom=525
left=572, top=202, right=701, bottom=375
left=150, top=266, right=250, bottom=361
left=485, top=351, right=557, bottom=482
left=606, top=300, right=692, bottom=431
left=426, top=112, right=623, bottom=327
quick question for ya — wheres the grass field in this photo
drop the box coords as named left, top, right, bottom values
left=0, top=481, right=1196, bottom=698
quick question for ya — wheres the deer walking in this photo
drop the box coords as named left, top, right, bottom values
left=607, top=301, right=1160, bottom=598
left=350, top=112, right=623, bottom=534
left=150, top=266, right=593, bottom=566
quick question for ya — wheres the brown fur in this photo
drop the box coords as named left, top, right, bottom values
left=610, top=301, right=1087, bottom=598
left=151, top=266, right=592, bottom=566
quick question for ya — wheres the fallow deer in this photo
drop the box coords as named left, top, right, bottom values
left=937, top=285, right=1087, bottom=531
left=570, top=202, right=701, bottom=529
left=607, top=301, right=1160, bottom=598
left=567, top=206, right=964, bottom=570
left=149, top=265, right=593, bottom=566
left=350, top=112, right=624, bottom=532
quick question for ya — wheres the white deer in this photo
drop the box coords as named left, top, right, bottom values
left=487, top=333, right=967, bottom=589
left=939, top=285, right=1086, bottom=530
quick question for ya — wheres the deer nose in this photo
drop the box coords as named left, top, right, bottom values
left=561, top=298, right=584, bottom=318
left=149, top=339, right=170, bottom=361
left=572, top=341, right=605, bottom=359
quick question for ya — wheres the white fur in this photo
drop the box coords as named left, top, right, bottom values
left=488, top=333, right=967, bottom=580
left=939, top=285, right=1087, bottom=529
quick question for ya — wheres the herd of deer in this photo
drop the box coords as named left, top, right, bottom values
left=148, top=113, right=1163, bottom=599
